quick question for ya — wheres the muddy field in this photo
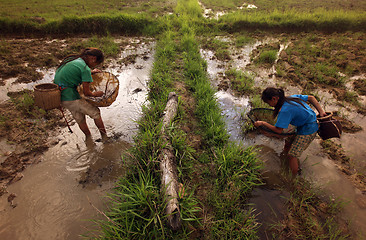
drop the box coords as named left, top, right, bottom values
left=0, top=37, right=157, bottom=239
left=201, top=31, right=366, bottom=238
left=0, top=31, right=365, bottom=239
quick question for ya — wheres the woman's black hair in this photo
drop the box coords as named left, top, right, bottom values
left=261, top=87, right=307, bottom=117
left=57, top=48, right=104, bottom=70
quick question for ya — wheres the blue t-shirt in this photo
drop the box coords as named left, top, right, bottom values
left=275, top=95, right=318, bottom=135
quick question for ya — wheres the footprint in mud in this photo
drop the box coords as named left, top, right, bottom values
left=79, top=165, right=114, bottom=188
left=95, top=132, right=126, bottom=143
left=78, top=138, right=130, bottom=188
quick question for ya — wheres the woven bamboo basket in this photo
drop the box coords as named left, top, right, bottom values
left=78, top=72, right=119, bottom=107
left=34, top=83, right=61, bottom=110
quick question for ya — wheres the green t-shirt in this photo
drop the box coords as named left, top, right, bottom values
left=54, top=58, right=93, bottom=101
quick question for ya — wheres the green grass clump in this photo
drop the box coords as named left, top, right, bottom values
left=182, top=31, right=229, bottom=148
left=201, top=37, right=231, bottom=61
left=178, top=15, right=261, bottom=238
left=219, top=9, right=366, bottom=32
left=257, top=50, right=277, bottom=65
left=98, top=173, right=167, bottom=239
left=270, top=179, right=350, bottom=239
left=225, top=68, right=256, bottom=95
left=235, top=35, right=255, bottom=48
left=201, top=0, right=366, bottom=12
left=9, top=91, right=42, bottom=117
left=0, top=0, right=174, bottom=21
left=249, top=94, right=268, bottom=109
left=64, top=35, right=120, bottom=58
left=210, top=208, right=259, bottom=239
left=0, top=13, right=160, bottom=35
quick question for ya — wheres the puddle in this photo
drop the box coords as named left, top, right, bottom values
left=199, top=1, right=258, bottom=20
left=0, top=38, right=155, bottom=240
left=215, top=91, right=249, bottom=141
left=249, top=187, right=288, bottom=239
left=201, top=36, right=366, bottom=238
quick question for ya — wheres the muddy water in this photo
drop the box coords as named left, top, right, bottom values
left=202, top=38, right=366, bottom=239
left=0, top=39, right=155, bottom=240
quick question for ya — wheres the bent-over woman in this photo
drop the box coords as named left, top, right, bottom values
left=254, top=87, right=326, bottom=175
left=54, top=48, right=108, bottom=142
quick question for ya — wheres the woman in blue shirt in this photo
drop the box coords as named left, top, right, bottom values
left=254, top=87, right=326, bottom=176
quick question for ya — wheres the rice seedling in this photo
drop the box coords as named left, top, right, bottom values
left=225, top=68, right=256, bottom=95
left=210, top=208, right=260, bottom=239
left=201, top=37, right=231, bottom=61
left=269, top=178, right=350, bottom=239
left=9, top=91, right=38, bottom=117
left=202, top=0, right=366, bottom=12
left=173, top=9, right=263, bottom=238
left=343, top=91, right=360, bottom=105
left=256, top=50, right=277, bottom=66
left=235, top=34, right=255, bottom=48
left=175, top=0, right=203, bottom=20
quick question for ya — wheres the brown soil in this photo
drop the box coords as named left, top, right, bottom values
left=333, top=113, right=363, bottom=133
left=0, top=38, right=70, bottom=84
left=354, top=78, right=366, bottom=95
left=0, top=91, right=65, bottom=196
left=321, top=139, right=366, bottom=194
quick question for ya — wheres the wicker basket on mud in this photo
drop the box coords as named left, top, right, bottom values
left=247, top=108, right=296, bottom=138
left=34, top=83, right=61, bottom=110
left=78, top=72, right=119, bottom=107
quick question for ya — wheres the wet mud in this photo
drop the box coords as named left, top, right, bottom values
left=0, top=30, right=365, bottom=239
left=0, top=37, right=155, bottom=239
left=201, top=32, right=366, bottom=239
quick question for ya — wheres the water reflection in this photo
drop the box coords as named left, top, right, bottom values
left=0, top=38, right=155, bottom=240
left=201, top=37, right=366, bottom=238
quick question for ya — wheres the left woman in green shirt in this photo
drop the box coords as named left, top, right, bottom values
left=54, top=48, right=108, bottom=142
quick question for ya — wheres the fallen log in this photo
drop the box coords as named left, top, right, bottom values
left=159, top=92, right=181, bottom=230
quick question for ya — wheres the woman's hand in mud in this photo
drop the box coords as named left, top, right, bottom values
left=93, top=91, right=104, bottom=97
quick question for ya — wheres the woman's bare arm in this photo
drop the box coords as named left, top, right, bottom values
left=82, top=82, right=103, bottom=97
left=307, top=95, right=326, bottom=117
left=254, top=121, right=284, bottom=134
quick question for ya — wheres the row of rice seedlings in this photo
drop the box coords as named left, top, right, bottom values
left=182, top=32, right=229, bottom=148
left=2, top=2, right=366, bottom=35
left=176, top=3, right=263, bottom=237
left=63, top=35, right=120, bottom=58
left=201, top=0, right=366, bottom=13
left=0, top=13, right=160, bottom=35
left=0, top=0, right=175, bottom=21
left=90, top=18, right=202, bottom=239
left=219, top=9, right=366, bottom=32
